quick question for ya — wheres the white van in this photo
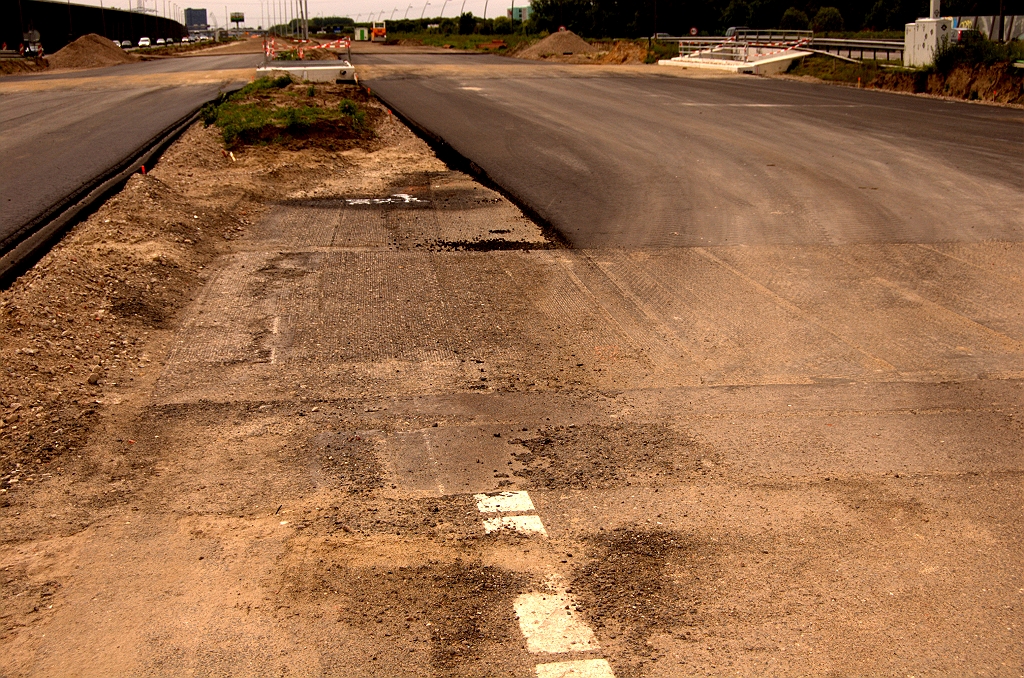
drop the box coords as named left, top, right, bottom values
left=138, top=37, right=152, bottom=47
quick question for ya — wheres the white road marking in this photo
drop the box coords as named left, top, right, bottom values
left=535, top=659, right=616, bottom=678
left=514, top=576, right=598, bottom=653
left=344, top=194, right=426, bottom=205
left=483, top=514, right=547, bottom=535
left=474, top=490, right=535, bottom=513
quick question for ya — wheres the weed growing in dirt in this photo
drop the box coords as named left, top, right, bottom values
left=201, top=77, right=374, bottom=149
left=338, top=98, right=366, bottom=126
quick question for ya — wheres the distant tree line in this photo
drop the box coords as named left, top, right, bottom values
left=307, top=16, right=355, bottom=33
left=526, top=0, right=1023, bottom=36
left=379, top=14, right=525, bottom=34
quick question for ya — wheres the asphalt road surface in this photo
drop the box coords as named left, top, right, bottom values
left=0, top=54, right=261, bottom=254
left=358, top=52, right=1024, bottom=247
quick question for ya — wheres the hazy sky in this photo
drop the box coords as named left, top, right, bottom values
left=69, top=0, right=519, bottom=26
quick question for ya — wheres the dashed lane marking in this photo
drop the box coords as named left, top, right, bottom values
left=535, top=659, right=616, bottom=678
left=482, top=514, right=548, bottom=535
left=474, top=490, right=536, bottom=513
left=514, top=575, right=598, bottom=653
left=471, top=490, right=614, bottom=675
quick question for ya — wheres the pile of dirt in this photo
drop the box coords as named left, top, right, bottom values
left=45, top=33, right=138, bottom=70
left=297, top=47, right=338, bottom=60
left=595, top=40, right=648, bottom=64
left=516, top=30, right=598, bottom=59
left=0, top=59, right=48, bottom=76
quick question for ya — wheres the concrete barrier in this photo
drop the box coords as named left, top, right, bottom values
left=255, top=61, right=356, bottom=83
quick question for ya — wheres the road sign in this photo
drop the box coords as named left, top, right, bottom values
left=690, top=27, right=698, bottom=35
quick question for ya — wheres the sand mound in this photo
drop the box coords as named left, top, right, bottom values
left=46, top=33, right=137, bottom=70
left=517, top=30, right=598, bottom=59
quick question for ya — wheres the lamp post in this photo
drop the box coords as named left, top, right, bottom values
left=404, top=4, right=413, bottom=18
left=439, top=0, right=448, bottom=16
left=420, top=1, right=429, bottom=19
left=391, top=7, right=398, bottom=19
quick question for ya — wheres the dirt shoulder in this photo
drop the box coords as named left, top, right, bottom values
left=0, top=83, right=393, bottom=507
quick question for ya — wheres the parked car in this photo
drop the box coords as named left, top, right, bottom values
left=138, top=37, right=151, bottom=47
left=156, top=38, right=165, bottom=45
left=165, top=37, right=174, bottom=43
left=951, top=26, right=980, bottom=43
left=112, top=38, right=120, bottom=47
left=121, top=39, right=132, bottom=47
left=180, top=36, right=190, bottom=43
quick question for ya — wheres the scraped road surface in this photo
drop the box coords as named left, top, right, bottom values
left=0, top=54, right=261, bottom=255
left=1, top=47, right=1022, bottom=677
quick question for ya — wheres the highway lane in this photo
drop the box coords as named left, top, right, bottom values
left=0, top=54, right=261, bottom=254
left=357, top=53, right=1024, bottom=248
left=1, top=53, right=264, bottom=81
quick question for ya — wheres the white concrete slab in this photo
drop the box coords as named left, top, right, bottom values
left=256, top=62, right=356, bottom=82
left=514, top=578, right=598, bottom=653
left=475, top=490, right=535, bottom=513
left=659, top=50, right=810, bottom=75
left=482, top=514, right=547, bottom=535
left=535, top=659, right=616, bottom=678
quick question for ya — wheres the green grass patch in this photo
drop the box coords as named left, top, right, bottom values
left=788, top=55, right=896, bottom=84
left=646, top=40, right=681, bottom=63
left=201, top=78, right=373, bottom=149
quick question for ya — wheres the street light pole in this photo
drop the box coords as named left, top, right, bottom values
left=404, top=4, right=413, bottom=18
left=421, top=1, right=429, bottom=19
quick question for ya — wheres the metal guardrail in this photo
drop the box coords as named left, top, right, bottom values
left=810, top=38, right=904, bottom=61
left=656, top=32, right=904, bottom=62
